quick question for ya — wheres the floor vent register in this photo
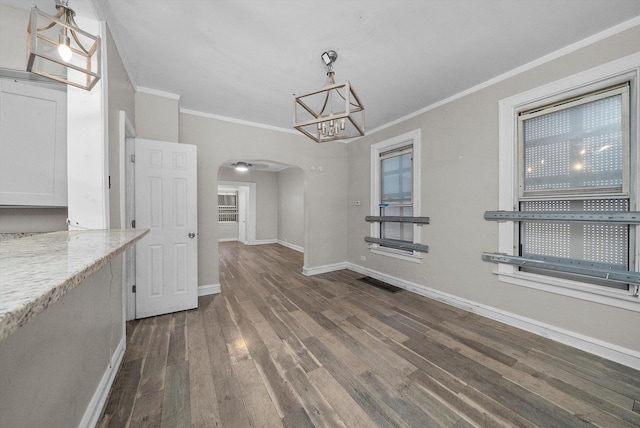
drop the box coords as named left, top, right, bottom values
left=357, top=276, right=403, bottom=293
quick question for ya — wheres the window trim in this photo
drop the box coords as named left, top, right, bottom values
left=497, top=53, right=640, bottom=311
left=370, top=129, right=422, bottom=262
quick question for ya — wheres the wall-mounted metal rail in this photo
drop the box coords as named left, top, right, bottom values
left=482, top=252, right=640, bottom=286
left=365, top=237, right=429, bottom=253
left=484, top=210, right=640, bottom=224
left=365, top=216, right=430, bottom=224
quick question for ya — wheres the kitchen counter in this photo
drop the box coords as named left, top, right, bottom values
left=0, top=229, right=148, bottom=341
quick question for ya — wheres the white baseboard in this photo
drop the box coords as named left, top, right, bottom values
left=198, top=283, right=221, bottom=296
left=79, top=336, right=126, bottom=428
left=278, top=240, right=304, bottom=253
left=319, top=261, right=640, bottom=370
left=247, top=239, right=278, bottom=246
left=218, top=238, right=238, bottom=242
left=303, top=262, right=350, bottom=276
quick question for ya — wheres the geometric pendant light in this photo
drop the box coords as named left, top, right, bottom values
left=293, top=50, right=364, bottom=143
left=27, top=0, right=101, bottom=91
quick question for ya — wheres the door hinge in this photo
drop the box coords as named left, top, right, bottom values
left=131, top=220, right=136, bottom=228
left=132, top=285, right=136, bottom=293
left=130, top=154, right=135, bottom=163
left=108, top=175, right=111, bottom=189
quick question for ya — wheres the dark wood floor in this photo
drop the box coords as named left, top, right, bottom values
left=99, top=241, right=640, bottom=427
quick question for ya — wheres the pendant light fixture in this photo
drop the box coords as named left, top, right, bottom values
left=27, top=0, right=101, bottom=91
left=293, top=50, right=365, bottom=143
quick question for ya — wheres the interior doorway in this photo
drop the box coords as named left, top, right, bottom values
left=217, top=161, right=305, bottom=251
left=218, top=181, right=256, bottom=243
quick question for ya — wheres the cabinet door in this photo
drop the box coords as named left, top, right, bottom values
left=0, top=78, right=67, bottom=206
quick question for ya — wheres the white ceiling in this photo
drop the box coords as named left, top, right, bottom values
left=5, top=0, right=640, bottom=135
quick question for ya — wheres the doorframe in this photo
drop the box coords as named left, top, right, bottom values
left=119, top=110, right=137, bottom=321
left=219, top=180, right=256, bottom=244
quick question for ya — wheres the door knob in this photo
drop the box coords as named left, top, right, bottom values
left=188, top=232, right=196, bottom=238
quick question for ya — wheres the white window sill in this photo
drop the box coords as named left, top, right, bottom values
left=370, top=246, right=422, bottom=263
left=494, top=266, right=640, bottom=312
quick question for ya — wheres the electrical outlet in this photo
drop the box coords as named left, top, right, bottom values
left=360, top=255, right=366, bottom=261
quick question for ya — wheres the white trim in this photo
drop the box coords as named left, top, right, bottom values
left=369, top=248, right=422, bottom=263
left=198, top=283, right=221, bottom=296
left=136, top=86, right=181, bottom=100
left=302, top=262, right=349, bottom=276
left=181, top=108, right=298, bottom=135
left=119, top=111, right=136, bottom=322
left=369, top=129, right=422, bottom=261
left=79, top=336, right=126, bottom=428
left=363, top=16, right=640, bottom=139
left=218, top=238, right=238, bottom=243
left=278, top=240, right=304, bottom=253
left=343, top=263, right=640, bottom=370
left=496, top=52, right=640, bottom=311
left=248, top=239, right=278, bottom=246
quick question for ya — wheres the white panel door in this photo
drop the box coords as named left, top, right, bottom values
left=135, top=139, right=198, bottom=318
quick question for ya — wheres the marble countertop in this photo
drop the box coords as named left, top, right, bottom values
left=0, top=229, right=148, bottom=341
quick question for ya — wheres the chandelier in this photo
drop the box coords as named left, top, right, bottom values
left=27, top=0, right=101, bottom=91
left=293, top=50, right=365, bottom=143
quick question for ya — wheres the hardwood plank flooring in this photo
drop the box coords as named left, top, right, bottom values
left=99, top=242, right=640, bottom=427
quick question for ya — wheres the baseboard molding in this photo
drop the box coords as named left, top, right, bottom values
left=218, top=238, right=237, bottom=242
left=247, top=239, right=278, bottom=246
left=198, top=283, right=221, bottom=296
left=337, top=262, right=640, bottom=370
left=277, top=240, right=304, bottom=253
left=79, top=335, right=126, bottom=428
left=303, top=262, right=350, bottom=276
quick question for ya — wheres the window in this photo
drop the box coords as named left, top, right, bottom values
left=497, top=55, right=640, bottom=308
left=370, top=129, right=421, bottom=261
left=518, top=85, right=631, bottom=290
left=218, top=192, right=238, bottom=222
left=380, top=146, right=414, bottom=243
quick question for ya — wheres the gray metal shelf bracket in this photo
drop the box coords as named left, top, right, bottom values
left=365, top=236, right=429, bottom=253
left=484, top=210, right=640, bottom=224
left=482, top=252, right=640, bottom=286
left=365, top=216, right=430, bottom=224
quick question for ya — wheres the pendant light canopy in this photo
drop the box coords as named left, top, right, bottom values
left=27, top=0, right=101, bottom=91
left=293, top=50, right=365, bottom=143
left=233, top=161, right=252, bottom=172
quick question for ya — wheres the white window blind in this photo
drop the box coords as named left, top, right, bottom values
left=218, top=192, right=238, bottom=222
left=380, top=147, right=413, bottom=243
left=519, top=85, right=628, bottom=198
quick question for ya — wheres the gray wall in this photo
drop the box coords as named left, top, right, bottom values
left=135, top=91, right=179, bottom=143
left=178, top=112, right=348, bottom=288
left=218, top=167, right=279, bottom=241
left=0, top=255, right=124, bottom=428
left=277, top=167, right=305, bottom=249
left=347, top=24, right=640, bottom=354
left=106, top=25, right=136, bottom=229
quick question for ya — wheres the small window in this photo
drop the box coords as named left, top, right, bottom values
left=218, top=192, right=238, bottom=223
left=380, top=146, right=414, bottom=243
left=370, top=129, right=421, bottom=261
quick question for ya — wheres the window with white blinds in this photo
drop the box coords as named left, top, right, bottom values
left=369, top=129, right=421, bottom=261
left=380, top=147, right=413, bottom=243
left=218, top=192, right=238, bottom=223
left=519, top=84, right=629, bottom=198
left=517, top=84, right=632, bottom=290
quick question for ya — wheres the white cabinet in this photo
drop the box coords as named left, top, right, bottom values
left=0, top=77, right=67, bottom=206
